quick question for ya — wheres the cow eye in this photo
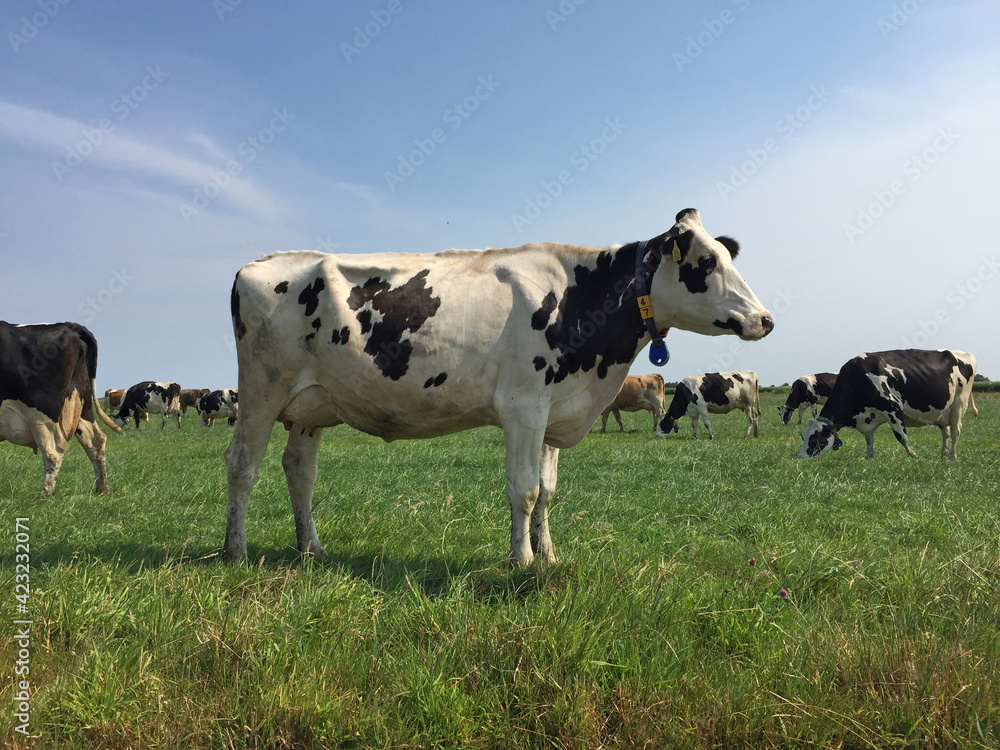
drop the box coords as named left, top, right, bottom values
left=699, top=255, right=717, bottom=273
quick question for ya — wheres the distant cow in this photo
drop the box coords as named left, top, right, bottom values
left=1, top=321, right=123, bottom=496
left=657, top=371, right=761, bottom=439
left=113, top=381, right=182, bottom=430
left=778, top=373, right=837, bottom=425
left=224, top=208, right=773, bottom=565
left=600, top=374, right=665, bottom=433
left=198, top=388, right=238, bottom=426
left=104, top=388, right=125, bottom=411
left=800, top=349, right=977, bottom=459
left=180, top=388, right=210, bottom=415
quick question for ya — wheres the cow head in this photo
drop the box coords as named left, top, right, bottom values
left=113, top=413, right=129, bottom=428
left=649, top=209, right=773, bottom=340
left=778, top=405, right=793, bottom=425
left=799, top=417, right=837, bottom=457
left=655, top=414, right=678, bottom=437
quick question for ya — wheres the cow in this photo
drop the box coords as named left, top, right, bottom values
left=0, top=321, right=123, bottom=497
left=778, top=372, right=837, bottom=425
left=104, top=388, right=125, bottom=411
left=113, top=381, right=182, bottom=430
left=656, top=371, right=761, bottom=439
left=197, top=388, right=238, bottom=426
left=600, top=374, right=665, bottom=433
left=104, top=388, right=148, bottom=425
left=224, top=208, right=773, bottom=565
left=180, top=388, right=210, bottom=415
left=799, top=349, right=978, bottom=459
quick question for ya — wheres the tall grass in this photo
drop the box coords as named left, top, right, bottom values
left=2, top=392, right=999, bottom=748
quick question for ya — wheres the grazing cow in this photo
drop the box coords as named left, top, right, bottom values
left=778, top=373, right=837, bottom=425
left=0, top=321, right=123, bottom=496
left=104, top=388, right=147, bottom=424
left=197, top=388, right=238, bottom=426
left=180, top=388, right=210, bottom=415
left=113, top=381, right=182, bottom=430
left=225, top=208, right=773, bottom=565
left=657, top=371, right=761, bottom=439
left=799, top=349, right=977, bottom=459
left=600, top=374, right=665, bottom=433
left=104, top=388, right=125, bottom=411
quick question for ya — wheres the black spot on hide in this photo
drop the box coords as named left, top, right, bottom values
left=699, top=373, right=735, bottom=407
left=541, top=244, right=649, bottom=383
left=347, top=270, right=441, bottom=380
left=531, top=292, right=558, bottom=330
left=298, top=277, right=325, bottom=317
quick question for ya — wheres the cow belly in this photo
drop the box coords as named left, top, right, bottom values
left=0, top=401, right=41, bottom=449
left=901, top=404, right=953, bottom=428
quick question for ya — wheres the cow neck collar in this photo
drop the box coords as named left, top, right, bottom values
left=634, top=239, right=670, bottom=366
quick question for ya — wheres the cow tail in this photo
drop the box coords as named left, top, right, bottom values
left=73, top=324, right=124, bottom=434
left=93, top=379, right=125, bottom=435
left=969, top=390, right=979, bottom=418
left=754, top=380, right=761, bottom=418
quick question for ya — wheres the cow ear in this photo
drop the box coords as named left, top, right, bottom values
left=669, top=231, right=693, bottom=262
left=651, top=229, right=692, bottom=263
left=715, top=235, right=740, bottom=260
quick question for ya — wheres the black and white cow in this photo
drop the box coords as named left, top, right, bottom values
left=225, top=208, right=773, bottom=565
left=113, top=381, right=182, bottom=430
left=800, top=349, right=978, bottom=459
left=197, top=388, right=238, bottom=426
left=0, top=321, right=123, bottom=496
left=656, top=371, right=760, bottom=439
left=778, top=372, right=837, bottom=425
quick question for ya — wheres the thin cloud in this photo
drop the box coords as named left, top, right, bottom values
left=0, top=100, right=283, bottom=218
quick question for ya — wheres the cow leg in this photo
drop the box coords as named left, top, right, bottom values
left=600, top=412, right=608, bottom=433
left=864, top=431, right=876, bottom=458
left=743, top=407, right=754, bottom=438
left=160, top=412, right=168, bottom=429
left=503, top=420, right=546, bottom=566
left=797, top=405, right=805, bottom=424
left=531, top=444, right=559, bottom=564
left=887, top=415, right=917, bottom=458
left=614, top=409, right=625, bottom=432
left=34, top=423, right=67, bottom=498
left=224, top=415, right=275, bottom=562
left=282, top=425, right=328, bottom=561
left=690, top=416, right=698, bottom=438
left=939, top=425, right=951, bottom=458
left=703, top=414, right=715, bottom=440
left=75, top=420, right=110, bottom=494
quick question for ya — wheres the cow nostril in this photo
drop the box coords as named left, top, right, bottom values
left=761, top=314, right=774, bottom=333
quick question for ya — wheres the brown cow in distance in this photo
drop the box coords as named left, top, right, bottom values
left=600, top=374, right=666, bottom=433
left=180, top=388, right=210, bottom=415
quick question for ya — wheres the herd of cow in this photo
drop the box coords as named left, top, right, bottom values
left=602, top=345, right=978, bottom=462
left=104, top=382, right=239, bottom=430
left=0, top=209, right=983, bottom=565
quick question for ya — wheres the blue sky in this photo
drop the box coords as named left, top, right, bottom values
left=2, top=0, right=998, bottom=393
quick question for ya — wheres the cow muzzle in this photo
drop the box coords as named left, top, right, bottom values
left=713, top=311, right=773, bottom=340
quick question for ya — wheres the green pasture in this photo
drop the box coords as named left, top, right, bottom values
left=2, top=389, right=998, bottom=748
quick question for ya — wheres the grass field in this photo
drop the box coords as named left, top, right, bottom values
left=2, top=389, right=999, bottom=749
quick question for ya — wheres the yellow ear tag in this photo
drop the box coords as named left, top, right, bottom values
left=671, top=240, right=682, bottom=262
